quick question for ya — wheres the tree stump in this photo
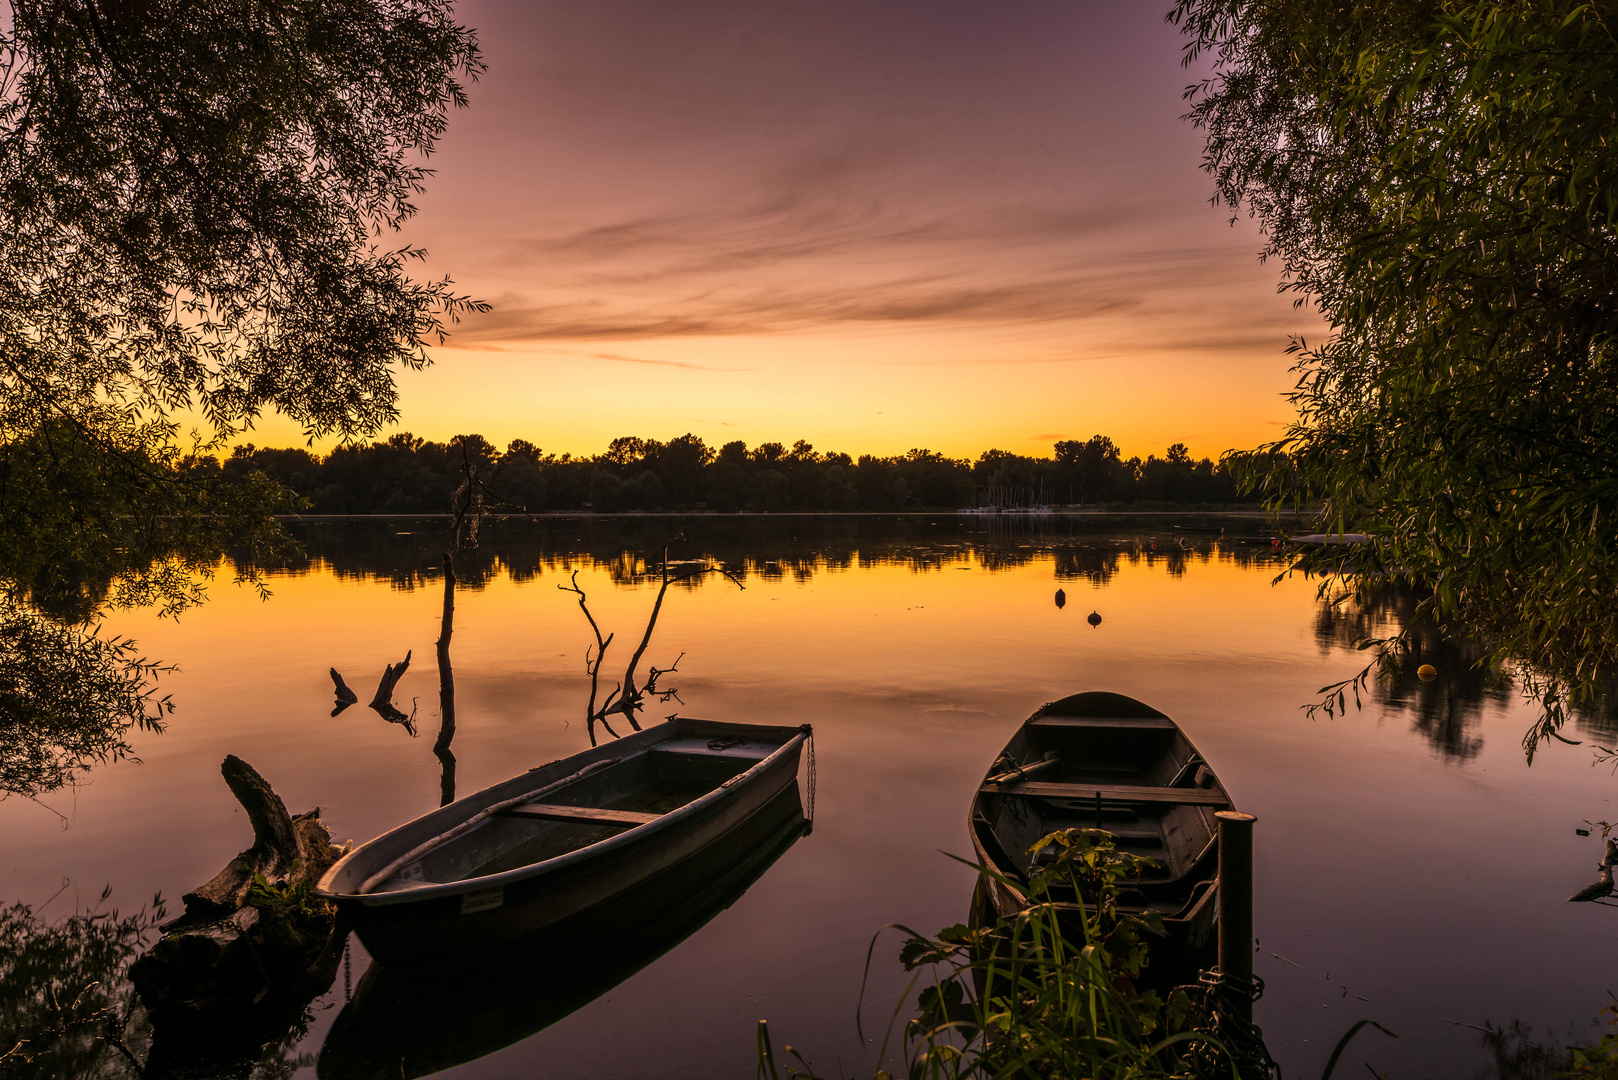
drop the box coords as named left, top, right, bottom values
left=131, top=756, right=345, bottom=1075
left=369, top=650, right=411, bottom=709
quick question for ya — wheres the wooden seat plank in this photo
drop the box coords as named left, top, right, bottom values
left=980, top=780, right=1229, bottom=806
left=498, top=802, right=663, bottom=827
left=1029, top=716, right=1179, bottom=731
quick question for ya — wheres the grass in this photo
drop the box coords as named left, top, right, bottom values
left=758, top=828, right=1273, bottom=1080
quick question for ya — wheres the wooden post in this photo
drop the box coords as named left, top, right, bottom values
left=1215, top=810, right=1257, bottom=1023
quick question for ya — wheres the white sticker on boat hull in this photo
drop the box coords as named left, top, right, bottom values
left=460, top=885, right=504, bottom=915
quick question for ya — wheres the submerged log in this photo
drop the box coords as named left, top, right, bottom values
left=1568, top=837, right=1618, bottom=902
left=179, top=755, right=338, bottom=921
left=330, top=667, right=359, bottom=704
left=370, top=650, right=412, bottom=709
left=132, top=757, right=345, bottom=1074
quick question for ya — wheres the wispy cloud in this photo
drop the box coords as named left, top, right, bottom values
left=584, top=350, right=751, bottom=372
left=439, top=139, right=1222, bottom=348
left=451, top=274, right=1147, bottom=345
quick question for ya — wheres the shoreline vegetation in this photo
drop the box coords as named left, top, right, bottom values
left=273, top=508, right=1290, bottom=518
left=218, top=433, right=1265, bottom=516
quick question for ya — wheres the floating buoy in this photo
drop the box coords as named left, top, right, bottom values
left=1087, top=610, right=1102, bottom=627
left=1417, top=663, right=1437, bottom=681
left=1055, top=589, right=1066, bottom=609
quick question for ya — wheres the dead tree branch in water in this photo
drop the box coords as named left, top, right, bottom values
left=366, top=651, right=417, bottom=735
left=434, top=440, right=483, bottom=806
left=131, top=757, right=344, bottom=1073
left=329, top=668, right=358, bottom=716
left=559, top=536, right=743, bottom=746
left=560, top=569, right=621, bottom=745
left=369, top=651, right=411, bottom=708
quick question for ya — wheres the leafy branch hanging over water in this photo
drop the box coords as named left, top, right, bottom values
left=1174, top=0, right=1618, bottom=744
left=0, top=0, right=486, bottom=799
left=0, top=603, right=171, bottom=800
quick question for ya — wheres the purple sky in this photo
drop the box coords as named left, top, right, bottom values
left=272, top=0, right=1321, bottom=459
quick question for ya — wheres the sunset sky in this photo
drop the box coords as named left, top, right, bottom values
left=260, top=0, right=1323, bottom=461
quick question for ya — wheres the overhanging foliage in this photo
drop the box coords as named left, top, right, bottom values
left=1175, top=0, right=1618, bottom=742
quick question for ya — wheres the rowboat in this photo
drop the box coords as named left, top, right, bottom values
left=316, top=717, right=812, bottom=963
left=969, top=691, right=1228, bottom=968
left=318, top=782, right=809, bottom=1079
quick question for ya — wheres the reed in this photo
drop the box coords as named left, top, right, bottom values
left=758, top=828, right=1269, bottom=1080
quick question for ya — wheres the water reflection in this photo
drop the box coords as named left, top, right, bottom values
left=317, top=782, right=810, bottom=1079
left=0, top=892, right=157, bottom=1079
left=0, top=891, right=318, bottom=1080
left=0, top=602, right=172, bottom=798
left=1313, top=583, right=1512, bottom=761
left=238, top=514, right=1286, bottom=594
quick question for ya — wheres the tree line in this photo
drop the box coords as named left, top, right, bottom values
left=215, top=433, right=1262, bottom=514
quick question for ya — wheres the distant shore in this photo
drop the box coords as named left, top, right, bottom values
left=275, top=508, right=1306, bottom=521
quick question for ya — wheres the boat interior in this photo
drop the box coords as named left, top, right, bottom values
left=973, top=700, right=1227, bottom=916
left=379, top=735, right=781, bottom=891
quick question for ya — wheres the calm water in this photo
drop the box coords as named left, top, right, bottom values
left=6, top=515, right=1616, bottom=1078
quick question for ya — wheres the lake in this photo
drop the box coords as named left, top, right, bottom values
left=5, top=514, right=1614, bottom=1078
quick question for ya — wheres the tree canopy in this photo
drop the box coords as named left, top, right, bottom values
left=0, top=0, right=484, bottom=446
left=0, top=0, right=484, bottom=592
left=1174, top=0, right=1618, bottom=739
left=0, top=0, right=483, bottom=793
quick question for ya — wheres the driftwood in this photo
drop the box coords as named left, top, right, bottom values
left=131, top=757, right=345, bottom=1074
left=370, top=650, right=412, bottom=708
left=435, top=551, right=459, bottom=806
left=331, top=668, right=359, bottom=716
left=330, top=668, right=358, bottom=703
left=179, top=756, right=341, bottom=921
left=432, top=441, right=484, bottom=806
left=1568, top=837, right=1618, bottom=902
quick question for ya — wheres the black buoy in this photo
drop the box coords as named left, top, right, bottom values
left=1054, top=588, right=1066, bottom=609
left=1087, top=610, right=1102, bottom=627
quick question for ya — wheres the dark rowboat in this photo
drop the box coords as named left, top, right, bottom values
left=318, top=782, right=810, bottom=1080
left=316, top=716, right=811, bottom=963
left=969, top=691, right=1229, bottom=968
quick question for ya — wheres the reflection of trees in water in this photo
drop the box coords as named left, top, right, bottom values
left=0, top=893, right=154, bottom=1079
left=0, top=515, right=1282, bottom=797
left=239, top=516, right=1285, bottom=594
left=1313, top=583, right=1511, bottom=761
left=1051, top=545, right=1123, bottom=585
left=1571, top=695, right=1618, bottom=742
left=0, top=893, right=318, bottom=1080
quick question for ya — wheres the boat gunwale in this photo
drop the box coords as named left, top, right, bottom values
left=317, top=719, right=810, bottom=908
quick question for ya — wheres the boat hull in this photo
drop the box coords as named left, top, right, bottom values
left=319, top=718, right=809, bottom=964
left=317, top=783, right=810, bottom=1079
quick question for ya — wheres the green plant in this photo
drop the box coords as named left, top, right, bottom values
left=1559, top=996, right=1618, bottom=1078
left=245, top=874, right=316, bottom=921
left=758, top=829, right=1265, bottom=1080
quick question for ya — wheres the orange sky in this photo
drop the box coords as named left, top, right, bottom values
left=250, top=1, right=1323, bottom=462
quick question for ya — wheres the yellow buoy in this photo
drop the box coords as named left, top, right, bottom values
left=1417, top=664, right=1437, bottom=682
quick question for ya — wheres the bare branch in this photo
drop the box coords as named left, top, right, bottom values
left=562, top=535, right=742, bottom=741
